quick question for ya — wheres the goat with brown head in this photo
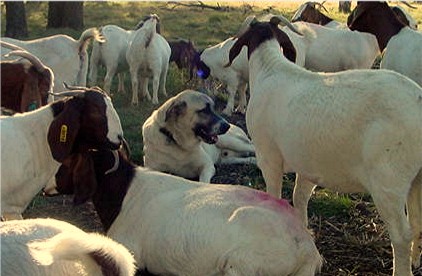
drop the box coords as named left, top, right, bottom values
left=1, top=86, right=124, bottom=220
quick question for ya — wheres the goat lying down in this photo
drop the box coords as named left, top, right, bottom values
left=226, top=15, right=422, bottom=276
left=0, top=86, right=124, bottom=220
left=54, top=149, right=323, bottom=276
left=1, top=218, right=136, bottom=276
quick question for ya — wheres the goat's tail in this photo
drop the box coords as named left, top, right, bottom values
left=28, top=232, right=136, bottom=276
left=78, top=27, right=105, bottom=53
left=408, top=168, right=422, bottom=268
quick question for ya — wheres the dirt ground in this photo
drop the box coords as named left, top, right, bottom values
left=23, top=111, right=422, bottom=276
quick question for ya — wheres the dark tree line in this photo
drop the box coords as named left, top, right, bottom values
left=4, top=1, right=84, bottom=39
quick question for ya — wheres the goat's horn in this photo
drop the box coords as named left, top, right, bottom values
left=270, top=15, right=303, bottom=36
left=49, top=90, right=86, bottom=97
left=314, top=1, right=329, bottom=13
left=105, top=150, right=120, bottom=175
left=236, top=15, right=258, bottom=38
left=5, top=50, right=50, bottom=73
left=63, top=82, right=89, bottom=91
left=0, top=41, right=26, bottom=52
left=400, top=1, right=417, bottom=9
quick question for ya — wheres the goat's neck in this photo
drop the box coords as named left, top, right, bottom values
left=248, top=39, right=308, bottom=94
left=367, top=19, right=404, bottom=51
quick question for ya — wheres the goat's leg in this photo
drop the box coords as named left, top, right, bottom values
left=151, top=75, right=160, bottom=105
left=140, top=77, right=151, bottom=101
left=130, top=66, right=140, bottom=105
left=222, top=83, right=237, bottom=116
left=160, top=63, right=169, bottom=98
left=255, top=142, right=284, bottom=198
left=88, top=48, right=99, bottom=86
left=408, top=169, right=422, bottom=268
left=234, top=82, right=248, bottom=114
left=104, top=65, right=118, bottom=94
left=117, top=73, right=125, bottom=93
left=293, top=175, right=316, bottom=228
left=369, top=172, right=413, bottom=276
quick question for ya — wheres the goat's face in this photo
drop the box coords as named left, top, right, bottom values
left=228, top=19, right=297, bottom=64
left=164, top=90, right=230, bottom=144
left=48, top=89, right=123, bottom=162
left=291, top=2, right=318, bottom=23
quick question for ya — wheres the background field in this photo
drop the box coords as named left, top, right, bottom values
left=2, top=2, right=422, bottom=275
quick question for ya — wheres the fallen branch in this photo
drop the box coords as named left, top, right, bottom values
left=167, top=1, right=230, bottom=11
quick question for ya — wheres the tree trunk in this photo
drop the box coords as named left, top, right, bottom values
left=47, top=2, right=84, bottom=30
left=338, top=1, right=351, bottom=13
left=4, top=1, right=28, bottom=38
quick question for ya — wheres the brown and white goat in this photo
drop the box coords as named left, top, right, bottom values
left=348, top=1, right=422, bottom=87
left=54, top=148, right=322, bottom=276
left=291, top=2, right=346, bottom=29
left=1, top=42, right=54, bottom=112
left=1, top=27, right=104, bottom=92
left=0, top=86, right=124, bottom=221
left=169, top=38, right=199, bottom=80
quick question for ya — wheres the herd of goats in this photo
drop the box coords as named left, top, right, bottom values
left=1, top=1, right=422, bottom=276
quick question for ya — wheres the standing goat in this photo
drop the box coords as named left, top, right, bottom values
left=88, top=17, right=155, bottom=94
left=348, top=1, right=422, bottom=87
left=54, top=148, right=322, bottom=276
left=126, top=14, right=171, bottom=105
left=1, top=42, right=54, bottom=112
left=226, top=16, right=422, bottom=276
left=0, top=87, right=124, bottom=220
left=1, top=28, right=103, bottom=92
left=1, top=218, right=136, bottom=276
left=291, top=2, right=347, bottom=29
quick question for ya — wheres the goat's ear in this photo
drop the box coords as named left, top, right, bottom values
left=276, top=31, right=297, bottom=64
left=165, top=101, right=187, bottom=122
left=47, top=98, right=83, bottom=162
left=70, top=153, right=97, bottom=205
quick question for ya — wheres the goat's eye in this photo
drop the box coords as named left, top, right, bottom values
left=223, top=152, right=228, bottom=156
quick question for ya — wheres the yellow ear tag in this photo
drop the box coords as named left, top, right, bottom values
left=60, top=125, right=68, bottom=143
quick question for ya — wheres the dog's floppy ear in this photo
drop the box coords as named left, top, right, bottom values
left=165, top=100, right=187, bottom=122
left=48, top=98, right=84, bottom=162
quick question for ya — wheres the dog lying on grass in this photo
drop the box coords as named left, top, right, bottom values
left=142, top=89, right=256, bottom=182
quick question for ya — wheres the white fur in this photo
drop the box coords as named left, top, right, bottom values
left=0, top=94, right=123, bottom=220
left=289, top=22, right=380, bottom=72
left=200, top=35, right=305, bottom=116
left=126, top=15, right=171, bottom=105
left=89, top=25, right=134, bottom=93
left=107, top=167, right=322, bottom=275
left=235, top=20, right=422, bottom=276
left=1, top=28, right=103, bottom=93
left=1, top=218, right=136, bottom=276
left=381, top=27, right=422, bottom=88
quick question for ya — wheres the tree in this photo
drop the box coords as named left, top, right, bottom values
left=47, top=2, right=84, bottom=30
left=338, top=1, right=351, bottom=13
left=4, top=1, right=28, bottom=38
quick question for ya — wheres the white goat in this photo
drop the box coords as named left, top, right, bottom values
left=54, top=148, right=323, bottom=276
left=89, top=25, right=132, bottom=93
left=290, top=21, right=380, bottom=72
left=126, top=14, right=171, bottom=105
left=348, top=2, right=422, bottom=87
left=1, top=218, right=136, bottom=276
left=0, top=87, right=123, bottom=220
left=1, top=28, right=103, bottom=92
left=197, top=20, right=305, bottom=115
left=227, top=16, right=422, bottom=276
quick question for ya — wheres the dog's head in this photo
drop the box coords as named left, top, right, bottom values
left=164, top=90, right=230, bottom=144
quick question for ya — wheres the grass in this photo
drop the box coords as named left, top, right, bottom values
left=3, top=1, right=422, bottom=254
